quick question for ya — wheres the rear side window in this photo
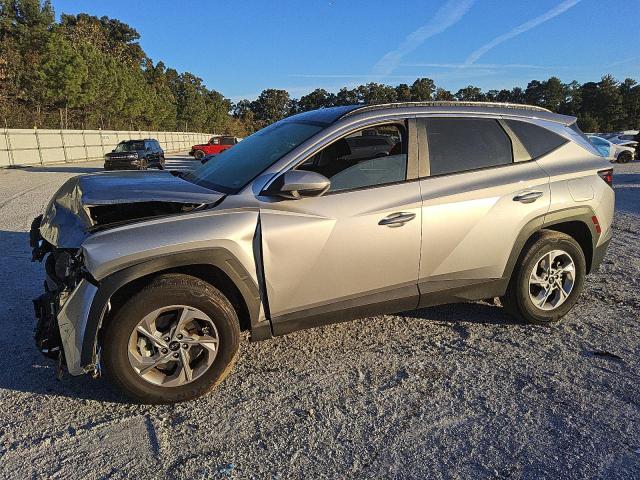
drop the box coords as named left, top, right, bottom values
left=504, top=120, right=567, bottom=159
left=424, top=118, right=513, bottom=176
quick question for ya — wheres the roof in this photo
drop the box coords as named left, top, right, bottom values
left=286, top=102, right=576, bottom=127
left=339, top=101, right=575, bottom=125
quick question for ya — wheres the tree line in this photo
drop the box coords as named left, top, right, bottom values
left=240, top=76, right=639, bottom=134
left=1, top=0, right=639, bottom=136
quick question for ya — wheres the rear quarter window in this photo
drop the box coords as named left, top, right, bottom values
left=504, top=120, right=568, bottom=159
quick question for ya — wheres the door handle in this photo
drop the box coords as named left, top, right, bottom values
left=379, top=212, right=416, bottom=226
left=513, top=191, right=544, bottom=204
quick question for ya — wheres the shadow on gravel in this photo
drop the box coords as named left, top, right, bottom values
left=412, top=302, right=521, bottom=325
left=0, top=229, right=130, bottom=404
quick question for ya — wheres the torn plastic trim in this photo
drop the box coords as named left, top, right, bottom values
left=57, top=279, right=99, bottom=376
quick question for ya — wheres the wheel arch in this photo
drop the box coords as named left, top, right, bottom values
left=543, top=220, right=594, bottom=273
left=82, top=249, right=270, bottom=371
left=503, top=207, right=600, bottom=285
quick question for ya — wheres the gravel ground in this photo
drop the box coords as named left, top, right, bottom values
left=0, top=155, right=638, bottom=479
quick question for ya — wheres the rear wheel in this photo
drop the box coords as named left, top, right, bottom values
left=194, top=150, right=205, bottom=160
left=502, top=231, right=586, bottom=324
left=102, top=274, right=240, bottom=404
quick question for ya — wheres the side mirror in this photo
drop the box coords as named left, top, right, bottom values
left=263, top=170, right=330, bottom=199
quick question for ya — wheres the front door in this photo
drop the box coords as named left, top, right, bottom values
left=259, top=121, right=422, bottom=334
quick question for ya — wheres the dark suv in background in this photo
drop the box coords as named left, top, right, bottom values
left=104, top=139, right=165, bottom=170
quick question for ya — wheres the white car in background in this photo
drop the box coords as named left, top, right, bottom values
left=601, top=131, right=638, bottom=148
left=588, top=135, right=636, bottom=163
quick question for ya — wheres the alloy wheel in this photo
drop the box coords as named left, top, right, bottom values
left=528, top=249, right=576, bottom=311
left=127, top=305, right=219, bottom=386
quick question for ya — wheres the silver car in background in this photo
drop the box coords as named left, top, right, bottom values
left=30, top=102, right=614, bottom=403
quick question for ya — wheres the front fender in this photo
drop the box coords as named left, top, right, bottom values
left=82, top=209, right=259, bottom=280
left=68, top=209, right=267, bottom=374
left=76, top=248, right=267, bottom=372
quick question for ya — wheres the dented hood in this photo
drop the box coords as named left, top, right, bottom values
left=40, top=171, right=224, bottom=248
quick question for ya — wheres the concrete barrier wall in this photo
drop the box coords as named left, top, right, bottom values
left=0, top=129, right=211, bottom=167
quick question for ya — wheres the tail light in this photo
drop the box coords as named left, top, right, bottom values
left=597, top=168, right=613, bottom=188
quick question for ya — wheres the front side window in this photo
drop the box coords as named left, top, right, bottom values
left=182, top=119, right=325, bottom=193
left=424, top=118, right=513, bottom=176
left=297, top=123, right=407, bottom=193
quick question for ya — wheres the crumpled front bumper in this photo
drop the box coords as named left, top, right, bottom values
left=56, top=279, right=99, bottom=376
left=33, top=279, right=99, bottom=376
left=31, top=214, right=100, bottom=376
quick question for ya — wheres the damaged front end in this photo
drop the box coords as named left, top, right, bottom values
left=31, top=214, right=98, bottom=377
left=31, top=171, right=226, bottom=377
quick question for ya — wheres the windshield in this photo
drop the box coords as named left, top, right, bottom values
left=183, top=119, right=325, bottom=193
left=114, top=141, right=145, bottom=152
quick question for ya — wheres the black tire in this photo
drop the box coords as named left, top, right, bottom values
left=617, top=151, right=632, bottom=164
left=502, top=231, right=586, bottom=325
left=158, top=156, right=165, bottom=170
left=194, top=150, right=205, bottom=160
left=102, top=274, right=240, bottom=404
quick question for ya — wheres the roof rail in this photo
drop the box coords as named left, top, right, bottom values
left=341, top=101, right=552, bottom=118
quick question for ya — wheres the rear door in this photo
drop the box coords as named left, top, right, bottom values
left=417, top=116, right=552, bottom=304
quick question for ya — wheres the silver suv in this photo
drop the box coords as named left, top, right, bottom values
left=31, top=102, right=614, bottom=403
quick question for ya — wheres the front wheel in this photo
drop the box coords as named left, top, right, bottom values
left=194, top=150, right=205, bottom=160
left=102, top=274, right=240, bottom=404
left=617, top=151, right=632, bottom=164
left=502, top=231, right=586, bottom=324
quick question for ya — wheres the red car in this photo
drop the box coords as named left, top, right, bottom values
left=189, top=135, right=241, bottom=160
